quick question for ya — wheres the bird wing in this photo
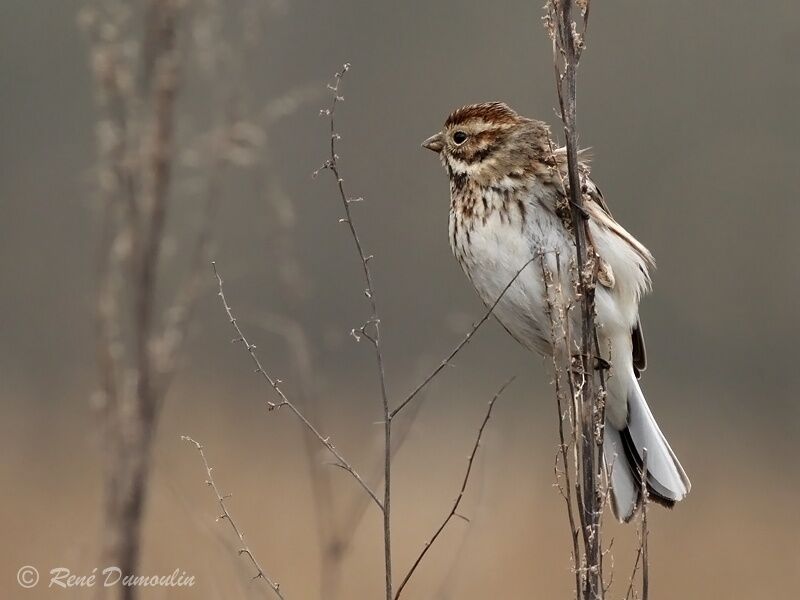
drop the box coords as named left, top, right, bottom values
left=583, top=177, right=649, bottom=378
left=547, top=149, right=653, bottom=377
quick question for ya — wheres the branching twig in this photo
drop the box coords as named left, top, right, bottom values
left=212, top=262, right=382, bottom=510
left=259, top=316, right=430, bottom=600
left=393, top=377, right=514, bottom=600
left=207, top=61, right=538, bottom=600
left=316, top=63, right=393, bottom=600
left=390, top=256, right=537, bottom=419
left=181, top=436, right=284, bottom=599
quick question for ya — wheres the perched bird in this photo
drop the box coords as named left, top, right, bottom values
left=422, top=102, right=690, bottom=521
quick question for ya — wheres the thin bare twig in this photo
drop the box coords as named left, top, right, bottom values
left=390, top=255, right=538, bottom=419
left=642, top=460, right=649, bottom=600
left=181, top=436, right=284, bottom=599
left=625, top=449, right=650, bottom=600
left=394, top=377, right=514, bottom=600
left=316, top=63, right=393, bottom=600
left=212, top=262, right=382, bottom=510
left=330, top=373, right=429, bottom=594
left=541, top=253, right=582, bottom=594
left=257, top=316, right=429, bottom=600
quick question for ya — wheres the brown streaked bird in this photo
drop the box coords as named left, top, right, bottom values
left=422, top=102, right=690, bottom=522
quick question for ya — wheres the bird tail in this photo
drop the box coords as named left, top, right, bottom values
left=604, top=371, right=691, bottom=522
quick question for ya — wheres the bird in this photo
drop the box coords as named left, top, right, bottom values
left=421, top=101, right=690, bottom=522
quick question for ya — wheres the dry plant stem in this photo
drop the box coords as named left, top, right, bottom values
left=181, top=437, right=284, bottom=599
left=625, top=450, right=650, bottom=600
left=87, top=2, right=183, bottom=596
left=394, top=377, right=514, bottom=600
left=87, top=4, right=308, bottom=599
left=321, top=64, right=393, bottom=600
left=541, top=254, right=582, bottom=595
left=547, top=1, right=604, bottom=598
left=330, top=380, right=428, bottom=598
left=641, top=467, right=649, bottom=600
left=212, top=262, right=382, bottom=510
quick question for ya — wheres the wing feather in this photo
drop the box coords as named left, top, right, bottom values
left=583, top=175, right=651, bottom=377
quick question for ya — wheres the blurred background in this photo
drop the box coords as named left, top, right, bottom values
left=2, top=0, right=799, bottom=598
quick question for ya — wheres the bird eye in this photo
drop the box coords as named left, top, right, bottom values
left=452, top=131, right=468, bottom=145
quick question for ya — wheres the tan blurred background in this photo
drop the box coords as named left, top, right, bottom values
left=2, top=0, right=800, bottom=598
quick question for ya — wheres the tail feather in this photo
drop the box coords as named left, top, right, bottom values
left=604, top=427, right=639, bottom=522
left=626, top=375, right=691, bottom=500
left=605, top=370, right=691, bottom=522
left=619, top=426, right=676, bottom=508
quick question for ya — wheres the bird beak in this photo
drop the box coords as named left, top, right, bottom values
left=421, top=132, right=444, bottom=153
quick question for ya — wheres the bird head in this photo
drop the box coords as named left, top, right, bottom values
left=422, top=102, right=551, bottom=184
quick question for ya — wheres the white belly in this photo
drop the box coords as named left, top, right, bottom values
left=449, top=187, right=644, bottom=359
left=450, top=191, right=570, bottom=356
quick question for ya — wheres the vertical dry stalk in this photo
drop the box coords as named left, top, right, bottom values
left=541, top=252, right=582, bottom=594
left=317, top=64, right=393, bottom=600
left=543, top=1, right=607, bottom=599
left=82, top=2, right=183, bottom=597
left=81, top=0, right=260, bottom=595
left=625, top=451, right=650, bottom=600
left=640, top=454, right=650, bottom=600
left=542, top=242, right=609, bottom=600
